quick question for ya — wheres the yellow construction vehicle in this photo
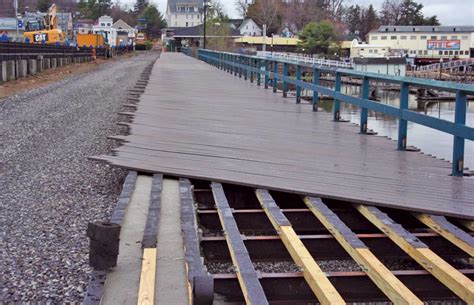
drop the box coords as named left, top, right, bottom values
left=23, top=4, right=65, bottom=45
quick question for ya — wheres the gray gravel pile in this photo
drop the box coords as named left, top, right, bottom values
left=0, top=52, right=158, bottom=303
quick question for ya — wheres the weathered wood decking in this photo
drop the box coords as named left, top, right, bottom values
left=93, top=53, right=474, bottom=219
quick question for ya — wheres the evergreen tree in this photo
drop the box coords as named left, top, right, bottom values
left=139, top=4, right=166, bottom=38
left=298, top=21, right=337, bottom=54
left=37, top=0, right=52, bottom=13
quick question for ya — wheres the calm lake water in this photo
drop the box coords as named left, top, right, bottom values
left=314, top=85, right=474, bottom=170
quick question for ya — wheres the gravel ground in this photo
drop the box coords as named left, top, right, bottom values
left=0, top=52, right=158, bottom=303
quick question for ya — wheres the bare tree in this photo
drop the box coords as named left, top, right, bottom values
left=247, top=0, right=282, bottom=34
left=235, top=0, right=249, bottom=18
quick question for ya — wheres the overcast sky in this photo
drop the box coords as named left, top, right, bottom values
left=131, top=0, right=473, bottom=25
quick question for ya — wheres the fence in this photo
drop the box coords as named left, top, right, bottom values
left=191, top=48, right=474, bottom=176
left=0, top=42, right=93, bottom=61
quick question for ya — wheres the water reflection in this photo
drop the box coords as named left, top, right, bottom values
left=316, top=86, right=474, bottom=170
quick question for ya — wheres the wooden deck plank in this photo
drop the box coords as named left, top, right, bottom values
left=304, top=197, right=423, bottom=305
left=93, top=53, right=474, bottom=219
left=357, top=205, right=474, bottom=303
left=212, top=183, right=269, bottom=305
left=137, top=248, right=157, bottom=305
left=256, top=189, right=345, bottom=304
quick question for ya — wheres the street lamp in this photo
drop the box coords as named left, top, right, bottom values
left=386, top=56, right=390, bottom=75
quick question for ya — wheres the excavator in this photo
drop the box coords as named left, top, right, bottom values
left=23, top=4, right=65, bottom=45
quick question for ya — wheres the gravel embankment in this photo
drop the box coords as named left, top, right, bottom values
left=0, top=52, right=158, bottom=303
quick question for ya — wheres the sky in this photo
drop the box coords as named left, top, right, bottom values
left=128, top=0, right=474, bottom=25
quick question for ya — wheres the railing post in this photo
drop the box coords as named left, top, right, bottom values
left=239, top=55, right=242, bottom=78
left=397, top=82, right=409, bottom=150
left=360, top=76, right=369, bottom=134
left=257, top=59, right=261, bottom=86
left=296, top=65, right=302, bottom=104
left=333, top=72, right=341, bottom=121
left=452, top=90, right=467, bottom=176
left=264, top=60, right=269, bottom=89
left=282, top=62, right=289, bottom=97
left=234, top=55, right=238, bottom=76
left=244, top=57, right=248, bottom=80
left=273, top=61, right=278, bottom=93
left=250, top=58, right=254, bottom=83
left=312, top=67, right=320, bottom=112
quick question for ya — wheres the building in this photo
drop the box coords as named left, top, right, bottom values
left=92, top=16, right=117, bottom=47
left=228, top=18, right=262, bottom=36
left=166, top=0, right=204, bottom=28
left=349, top=40, right=390, bottom=58
left=368, top=26, right=474, bottom=64
left=353, top=57, right=407, bottom=76
left=0, top=17, right=24, bottom=41
left=113, top=19, right=137, bottom=47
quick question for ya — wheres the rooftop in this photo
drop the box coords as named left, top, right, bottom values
left=373, top=25, right=474, bottom=33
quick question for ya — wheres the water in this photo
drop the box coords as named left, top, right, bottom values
left=315, top=86, right=474, bottom=170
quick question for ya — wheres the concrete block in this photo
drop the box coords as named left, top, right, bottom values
left=28, top=59, right=37, bottom=75
left=7, top=61, right=15, bottom=81
left=16, top=60, right=27, bottom=78
left=51, top=58, right=57, bottom=68
left=43, top=58, right=50, bottom=70
left=37, top=58, right=44, bottom=73
left=0, top=61, right=7, bottom=83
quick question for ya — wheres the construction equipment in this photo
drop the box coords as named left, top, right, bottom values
left=23, top=4, right=65, bottom=45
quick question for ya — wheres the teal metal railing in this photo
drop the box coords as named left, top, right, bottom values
left=192, top=49, right=474, bottom=177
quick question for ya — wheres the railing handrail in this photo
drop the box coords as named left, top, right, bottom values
left=419, top=58, right=474, bottom=72
left=257, top=51, right=353, bottom=69
left=193, top=48, right=473, bottom=176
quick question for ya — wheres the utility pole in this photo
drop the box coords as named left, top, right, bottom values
left=14, top=0, right=19, bottom=42
left=262, top=24, right=267, bottom=52
left=203, top=1, right=207, bottom=49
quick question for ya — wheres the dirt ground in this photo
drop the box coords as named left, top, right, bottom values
left=0, top=52, right=137, bottom=99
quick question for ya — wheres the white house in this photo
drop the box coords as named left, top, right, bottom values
left=238, top=19, right=262, bottom=36
left=93, top=16, right=117, bottom=47
left=166, top=0, right=204, bottom=28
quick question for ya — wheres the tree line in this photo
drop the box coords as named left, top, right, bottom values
left=240, top=0, right=440, bottom=39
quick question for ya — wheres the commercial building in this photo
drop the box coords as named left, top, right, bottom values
left=368, top=26, right=474, bottom=64
left=166, top=0, right=204, bottom=28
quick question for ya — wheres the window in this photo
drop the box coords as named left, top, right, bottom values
left=372, top=36, right=378, bottom=40
left=391, top=36, right=397, bottom=40
left=441, top=36, right=447, bottom=40
left=444, top=50, right=449, bottom=55
left=439, top=51, right=443, bottom=55
left=374, top=49, right=378, bottom=53
left=369, top=49, right=373, bottom=53
left=420, top=36, right=427, bottom=39
left=451, top=36, right=458, bottom=40
left=401, top=36, right=407, bottom=40
left=186, top=22, right=188, bottom=27
left=418, top=50, right=422, bottom=55
left=449, top=50, right=453, bottom=55
left=191, top=14, right=194, bottom=19
left=360, top=48, right=365, bottom=51
left=424, top=50, right=428, bottom=55
left=101, top=23, right=105, bottom=26
left=185, top=6, right=189, bottom=12
left=462, top=35, right=469, bottom=40
left=410, top=36, right=416, bottom=40
left=455, top=51, right=459, bottom=55
left=381, top=36, right=387, bottom=40
left=194, top=6, right=198, bottom=12
left=430, top=36, right=437, bottom=39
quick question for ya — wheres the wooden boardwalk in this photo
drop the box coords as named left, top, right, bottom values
left=93, top=53, right=474, bottom=219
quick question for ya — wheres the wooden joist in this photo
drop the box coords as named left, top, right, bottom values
left=255, top=189, right=345, bottom=305
left=137, top=248, right=157, bottom=305
left=357, top=204, right=474, bottom=303
left=457, top=219, right=474, bottom=232
left=212, top=183, right=269, bottom=305
left=414, top=213, right=474, bottom=257
left=304, top=197, right=423, bottom=305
